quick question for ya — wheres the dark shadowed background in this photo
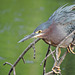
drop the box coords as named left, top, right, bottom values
left=0, top=0, right=75, bottom=75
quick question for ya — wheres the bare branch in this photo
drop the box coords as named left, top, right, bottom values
left=43, top=45, right=50, bottom=75
left=7, top=38, right=40, bottom=75
left=49, top=47, right=56, bottom=61
left=40, top=50, right=55, bottom=66
left=3, top=62, right=13, bottom=66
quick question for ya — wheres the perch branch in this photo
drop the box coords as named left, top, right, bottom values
left=43, top=45, right=50, bottom=75
left=6, top=38, right=40, bottom=75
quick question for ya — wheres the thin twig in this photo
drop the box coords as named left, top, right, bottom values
left=22, top=57, right=25, bottom=64
left=49, top=47, right=56, bottom=61
left=40, top=50, right=55, bottom=66
left=3, top=62, right=16, bottom=75
left=3, top=62, right=13, bottom=66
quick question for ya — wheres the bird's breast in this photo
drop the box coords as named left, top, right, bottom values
left=42, top=23, right=73, bottom=48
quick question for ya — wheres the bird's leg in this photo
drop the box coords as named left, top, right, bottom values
left=52, top=49, right=68, bottom=74
left=58, top=48, right=61, bottom=59
left=69, top=44, right=75, bottom=54
left=67, top=44, right=75, bottom=54
left=67, top=47, right=71, bottom=53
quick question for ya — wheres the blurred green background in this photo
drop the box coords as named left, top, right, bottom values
left=0, top=0, right=75, bottom=75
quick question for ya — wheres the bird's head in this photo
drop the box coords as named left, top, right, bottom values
left=18, top=21, right=50, bottom=43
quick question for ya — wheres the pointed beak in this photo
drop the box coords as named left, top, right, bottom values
left=18, top=33, right=43, bottom=43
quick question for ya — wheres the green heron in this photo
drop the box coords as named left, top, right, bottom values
left=18, top=4, right=75, bottom=73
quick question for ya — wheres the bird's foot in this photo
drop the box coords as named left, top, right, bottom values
left=67, top=44, right=75, bottom=54
left=67, top=47, right=71, bottom=53
left=52, top=66, right=61, bottom=74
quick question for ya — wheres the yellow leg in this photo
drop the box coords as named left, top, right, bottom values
left=67, top=47, right=71, bottom=53
left=58, top=48, right=61, bottom=59
left=68, top=44, right=75, bottom=54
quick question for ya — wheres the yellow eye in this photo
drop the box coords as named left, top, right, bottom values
left=36, top=30, right=42, bottom=33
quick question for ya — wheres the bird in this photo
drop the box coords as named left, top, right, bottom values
left=18, top=4, right=75, bottom=73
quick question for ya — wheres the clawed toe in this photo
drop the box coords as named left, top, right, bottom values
left=52, top=66, right=61, bottom=74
